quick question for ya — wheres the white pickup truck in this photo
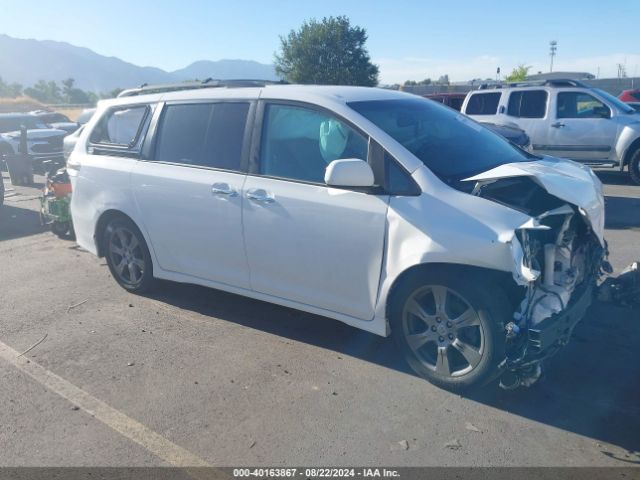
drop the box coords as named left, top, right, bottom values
left=461, top=79, right=640, bottom=184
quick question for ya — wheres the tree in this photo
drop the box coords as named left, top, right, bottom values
left=0, top=77, right=22, bottom=98
left=62, top=78, right=75, bottom=101
left=435, top=74, right=450, bottom=85
left=8, top=82, right=23, bottom=97
left=404, top=78, right=431, bottom=87
left=100, top=88, right=124, bottom=99
left=274, top=16, right=379, bottom=86
left=24, top=79, right=63, bottom=103
left=505, top=64, right=531, bottom=82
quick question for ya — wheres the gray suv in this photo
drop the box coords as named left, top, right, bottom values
left=462, top=79, right=640, bottom=184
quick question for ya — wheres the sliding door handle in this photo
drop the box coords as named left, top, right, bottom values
left=211, top=183, right=238, bottom=196
left=246, top=189, right=275, bottom=204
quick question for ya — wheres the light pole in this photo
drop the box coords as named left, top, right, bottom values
left=549, top=40, right=558, bottom=73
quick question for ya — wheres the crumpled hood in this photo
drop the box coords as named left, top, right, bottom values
left=464, top=156, right=605, bottom=246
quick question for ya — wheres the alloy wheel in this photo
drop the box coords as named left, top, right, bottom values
left=401, top=285, right=485, bottom=378
left=108, top=226, right=145, bottom=286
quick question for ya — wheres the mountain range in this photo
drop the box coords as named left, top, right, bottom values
left=0, top=34, right=278, bottom=92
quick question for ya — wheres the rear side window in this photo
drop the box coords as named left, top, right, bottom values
left=154, top=102, right=249, bottom=171
left=90, top=106, right=148, bottom=146
left=465, top=93, right=501, bottom=115
left=507, top=90, right=548, bottom=118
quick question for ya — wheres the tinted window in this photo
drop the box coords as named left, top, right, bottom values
left=465, top=93, right=500, bottom=115
left=155, top=104, right=211, bottom=165
left=208, top=103, right=250, bottom=170
left=91, top=106, right=147, bottom=146
left=449, top=97, right=464, bottom=111
left=260, top=104, right=368, bottom=183
left=507, top=90, right=547, bottom=118
left=154, top=102, right=249, bottom=170
left=557, top=92, right=610, bottom=119
left=349, top=98, right=533, bottom=181
left=385, top=153, right=417, bottom=195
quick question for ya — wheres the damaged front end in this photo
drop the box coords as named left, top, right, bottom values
left=465, top=158, right=608, bottom=389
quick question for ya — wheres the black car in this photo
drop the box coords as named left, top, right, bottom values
left=481, top=122, right=531, bottom=150
left=30, top=110, right=80, bottom=135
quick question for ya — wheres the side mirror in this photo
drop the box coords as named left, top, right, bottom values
left=324, top=159, right=374, bottom=188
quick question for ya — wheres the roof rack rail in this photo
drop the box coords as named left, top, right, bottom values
left=477, top=78, right=590, bottom=90
left=117, top=79, right=287, bottom=98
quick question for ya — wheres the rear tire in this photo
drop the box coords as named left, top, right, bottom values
left=103, top=216, right=154, bottom=293
left=51, top=221, right=70, bottom=238
left=390, top=269, right=510, bottom=392
left=629, top=148, right=640, bottom=186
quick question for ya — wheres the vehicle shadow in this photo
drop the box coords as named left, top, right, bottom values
left=595, top=170, right=636, bottom=186
left=147, top=280, right=412, bottom=371
left=146, top=280, right=640, bottom=457
left=605, top=195, right=640, bottom=230
left=467, top=301, right=640, bottom=458
left=0, top=203, right=47, bottom=241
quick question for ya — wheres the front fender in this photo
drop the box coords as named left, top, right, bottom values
left=616, top=126, right=640, bottom=168
left=374, top=180, right=534, bottom=322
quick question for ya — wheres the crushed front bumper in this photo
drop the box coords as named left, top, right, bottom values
left=527, top=282, right=594, bottom=356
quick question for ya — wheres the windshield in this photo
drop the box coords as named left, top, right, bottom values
left=348, top=97, right=534, bottom=181
left=594, top=89, right=636, bottom=114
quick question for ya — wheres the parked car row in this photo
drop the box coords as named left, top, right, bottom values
left=618, top=88, right=640, bottom=103
left=0, top=109, right=95, bottom=177
left=0, top=113, right=67, bottom=175
left=424, top=80, right=640, bottom=184
left=424, top=93, right=532, bottom=150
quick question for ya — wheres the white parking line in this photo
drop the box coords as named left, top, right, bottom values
left=0, top=339, right=210, bottom=468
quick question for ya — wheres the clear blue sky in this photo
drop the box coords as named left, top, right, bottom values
left=0, top=0, right=638, bottom=83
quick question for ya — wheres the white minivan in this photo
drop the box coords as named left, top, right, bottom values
left=69, top=83, right=606, bottom=391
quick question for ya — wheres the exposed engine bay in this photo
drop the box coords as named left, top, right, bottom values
left=467, top=167, right=607, bottom=389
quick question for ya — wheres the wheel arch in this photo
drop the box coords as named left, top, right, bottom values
left=95, top=209, right=140, bottom=258
left=622, top=136, right=640, bottom=169
left=385, top=262, right=519, bottom=329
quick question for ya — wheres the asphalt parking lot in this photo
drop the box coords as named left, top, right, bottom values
left=0, top=169, right=638, bottom=468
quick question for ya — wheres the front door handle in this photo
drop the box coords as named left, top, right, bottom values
left=551, top=122, right=565, bottom=128
left=246, top=189, right=275, bottom=204
left=211, top=183, right=238, bottom=196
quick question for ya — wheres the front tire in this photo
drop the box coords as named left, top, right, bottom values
left=390, top=269, right=510, bottom=392
left=103, top=216, right=154, bottom=293
left=629, top=148, right=640, bottom=186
